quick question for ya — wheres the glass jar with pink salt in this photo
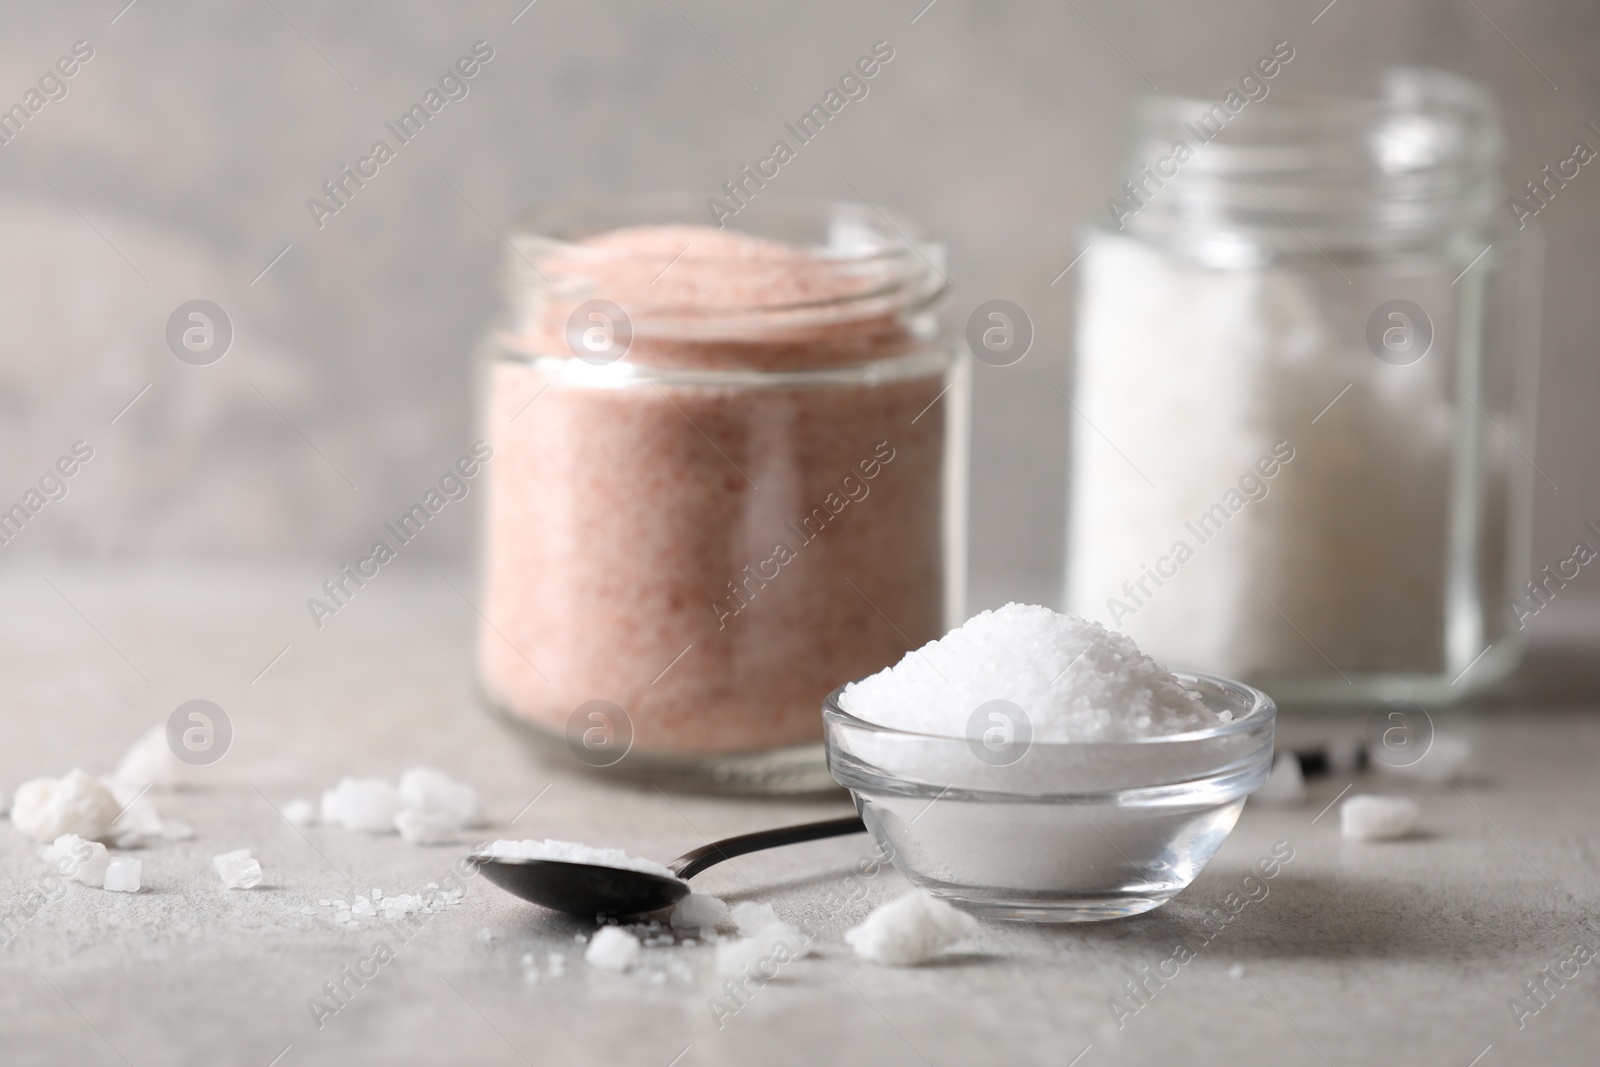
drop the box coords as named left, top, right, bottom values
left=476, top=194, right=966, bottom=793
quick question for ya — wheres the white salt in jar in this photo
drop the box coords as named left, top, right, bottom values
left=476, top=194, right=966, bottom=791
left=1065, top=69, right=1541, bottom=705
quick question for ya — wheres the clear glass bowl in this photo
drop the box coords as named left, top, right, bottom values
left=822, top=672, right=1275, bottom=922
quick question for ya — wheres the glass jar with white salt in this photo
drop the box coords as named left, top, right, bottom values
left=1065, top=69, right=1540, bottom=705
left=475, top=194, right=965, bottom=791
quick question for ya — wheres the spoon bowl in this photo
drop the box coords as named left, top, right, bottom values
left=472, top=857, right=689, bottom=918
left=469, top=815, right=865, bottom=919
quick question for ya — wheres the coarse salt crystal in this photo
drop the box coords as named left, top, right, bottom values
left=1376, top=733, right=1472, bottom=786
left=11, top=770, right=122, bottom=843
left=103, top=856, right=141, bottom=893
left=213, top=849, right=263, bottom=889
left=51, top=834, right=110, bottom=887
left=113, top=725, right=185, bottom=791
left=282, top=799, right=317, bottom=827
left=1339, top=795, right=1420, bottom=841
left=1253, top=753, right=1307, bottom=806
left=670, top=892, right=727, bottom=933
left=839, top=604, right=1216, bottom=742
left=844, top=890, right=979, bottom=966
left=585, top=926, right=642, bottom=973
left=320, top=778, right=402, bottom=833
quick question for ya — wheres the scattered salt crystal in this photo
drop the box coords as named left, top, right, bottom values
left=427, top=882, right=439, bottom=890
left=331, top=899, right=347, bottom=908
left=845, top=890, right=979, bottom=966
left=371, top=888, right=381, bottom=899
left=585, top=926, right=642, bottom=973
left=484, top=839, right=677, bottom=880
left=398, top=767, right=482, bottom=827
left=381, top=894, right=425, bottom=920
left=1253, top=753, right=1307, bottom=806
left=51, top=834, right=110, bottom=887
left=103, top=856, right=141, bottom=893
left=282, top=799, right=317, bottom=827
left=728, top=901, right=780, bottom=935
left=301, top=905, right=316, bottom=915
left=1339, top=795, right=1420, bottom=841
left=335, top=909, right=352, bottom=923
left=213, top=849, right=264, bottom=889
left=838, top=604, right=1217, bottom=742
left=716, top=919, right=810, bottom=977
left=1227, top=963, right=1245, bottom=979
left=395, top=809, right=460, bottom=846
left=670, top=892, right=727, bottom=933
left=575, top=933, right=587, bottom=944
left=352, top=898, right=377, bottom=917
left=318, top=899, right=331, bottom=907
left=477, top=928, right=494, bottom=944
left=11, top=770, right=122, bottom=843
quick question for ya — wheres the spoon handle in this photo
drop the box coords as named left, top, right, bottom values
left=668, top=815, right=867, bottom=880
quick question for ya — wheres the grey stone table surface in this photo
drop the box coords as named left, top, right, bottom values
left=1, top=566, right=1597, bottom=1067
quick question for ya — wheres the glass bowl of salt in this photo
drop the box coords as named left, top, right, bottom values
left=823, top=604, right=1275, bottom=922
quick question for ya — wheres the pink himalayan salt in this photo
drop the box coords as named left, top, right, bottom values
left=480, top=223, right=949, bottom=754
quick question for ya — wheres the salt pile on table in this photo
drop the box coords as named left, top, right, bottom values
left=11, top=770, right=122, bottom=842
left=399, top=767, right=482, bottom=827
left=318, top=767, right=482, bottom=843
left=1340, top=795, right=1420, bottom=840
left=669, top=892, right=727, bottom=933
left=839, top=603, right=1219, bottom=742
left=320, top=778, right=402, bottom=833
left=845, top=890, right=978, bottom=966
left=715, top=902, right=810, bottom=978
left=585, top=926, right=642, bottom=973
left=213, top=849, right=264, bottom=889
left=483, top=840, right=677, bottom=880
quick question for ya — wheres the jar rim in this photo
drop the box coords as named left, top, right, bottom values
left=504, top=191, right=949, bottom=326
left=1114, top=67, right=1504, bottom=251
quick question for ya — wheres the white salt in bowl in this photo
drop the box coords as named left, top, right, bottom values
left=823, top=671, right=1275, bottom=922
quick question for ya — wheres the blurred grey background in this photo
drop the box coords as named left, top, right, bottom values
left=0, top=0, right=1595, bottom=617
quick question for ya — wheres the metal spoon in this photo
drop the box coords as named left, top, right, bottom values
left=469, top=815, right=866, bottom=918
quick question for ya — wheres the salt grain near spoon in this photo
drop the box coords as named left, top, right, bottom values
left=469, top=815, right=866, bottom=919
